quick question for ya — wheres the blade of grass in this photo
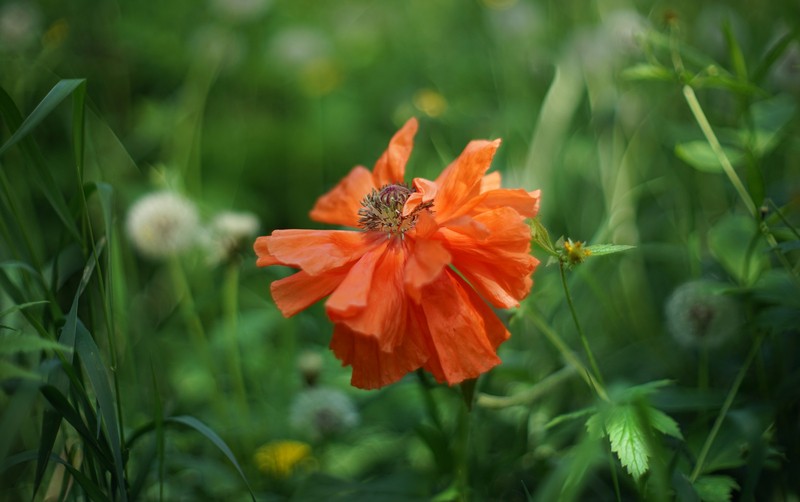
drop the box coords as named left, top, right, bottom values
left=0, top=83, right=82, bottom=242
left=166, top=416, right=256, bottom=501
left=75, top=320, right=127, bottom=501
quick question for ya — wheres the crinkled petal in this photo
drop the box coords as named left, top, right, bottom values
left=404, top=237, right=451, bottom=302
left=420, top=270, right=503, bottom=385
left=471, top=188, right=541, bottom=218
left=326, top=240, right=407, bottom=351
left=310, top=166, right=376, bottom=227
left=433, top=139, right=501, bottom=222
left=372, top=118, right=418, bottom=187
left=329, top=320, right=427, bottom=390
left=264, top=230, right=376, bottom=276
left=325, top=240, right=386, bottom=318
left=443, top=207, right=538, bottom=308
left=271, top=268, right=349, bottom=317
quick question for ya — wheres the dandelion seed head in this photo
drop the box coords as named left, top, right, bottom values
left=126, top=191, right=200, bottom=260
left=289, top=387, right=360, bottom=440
left=665, top=280, right=742, bottom=349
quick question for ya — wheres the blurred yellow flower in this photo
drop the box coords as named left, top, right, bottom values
left=254, top=441, right=313, bottom=478
left=413, top=89, right=447, bottom=118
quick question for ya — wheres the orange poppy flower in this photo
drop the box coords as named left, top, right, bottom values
left=254, top=118, right=540, bottom=389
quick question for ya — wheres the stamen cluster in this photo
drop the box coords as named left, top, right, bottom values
left=358, top=183, right=433, bottom=236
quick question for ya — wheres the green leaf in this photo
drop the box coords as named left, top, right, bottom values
left=648, top=407, right=684, bottom=440
left=0, top=84, right=81, bottom=242
left=585, top=244, right=635, bottom=257
left=75, top=320, right=127, bottom=501
left=605, top=405, right=650, bottom=479
left=747, top=94, right=796, bottom=156
left=531, top=217, right=557, bottom=257
left=0, top=79, right=86, bottom=157
left=0, top=332, right=73, bottom=355
left=694, top=475, right=740, bottom=502
left=167, top=416, right=256, bottom=501
left=708, top=214, right=767, bottom=285
left=723, top=20, right=748, bottom=82
left=675, top=141, right=744, bottom=173
left=621, top=64, right=674, bottom=82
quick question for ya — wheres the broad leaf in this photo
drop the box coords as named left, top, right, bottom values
left=694, top=475, right=740, bottom=502
left=675, top=141, right=744, bottom=173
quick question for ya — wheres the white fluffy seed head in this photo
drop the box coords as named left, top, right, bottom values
left=289, top=387, right=360, bottom=440
left=126, top=191, right=200, bottom=260
left=665, top=280, right=742, bottom=349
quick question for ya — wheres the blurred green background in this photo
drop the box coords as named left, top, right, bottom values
left=1, top=0, right=799, bottom=500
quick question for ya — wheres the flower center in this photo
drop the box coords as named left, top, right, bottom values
left=358, top=183, right=433, bottom=236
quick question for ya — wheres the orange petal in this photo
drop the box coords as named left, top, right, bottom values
left=372, top=118, right=418, bottom=187
left=271, top=268, right=349, bottom=318
left=480, top=171, right=502, bottom=192
left=443, top=207, right=538, bottom=308
left=433, top=139, right=501, bottom=222
left=310, top=165, right=376, bottom=227
left=404, top=237, right=451, bottom=302
left=254, top=236, right=281, bottom=267
left=326, top=240, right=388, bottom=318
left=470, top=188, right=541, bottom=218
left=265, top=229, right=375, bottom=275
left=420, top=270, right=503, bottom=385
left=329, top=320, right=428, bottom=390
left=326, top=240, right=408, bottom=351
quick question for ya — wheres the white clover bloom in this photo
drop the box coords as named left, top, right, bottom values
left=126, top=191, right=200, bottom=260
left=289, top=387, right=360, bottom=440
left=665, top=280, right=743, bottom=349
left=204, top=210, right=259, bottom=264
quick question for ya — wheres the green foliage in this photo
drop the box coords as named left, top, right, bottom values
left=586, top=382, right=682, bottom=479
left=1, top=1, right=800, bottom=500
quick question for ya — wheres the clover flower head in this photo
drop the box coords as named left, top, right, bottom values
left=253, top=440, right=312, bottom=478
left=255, top=118, right=541, bottom=389
left=289, top=387, right=360, bottom=440
left=126, top=191, right=200, bottom=260
left=665, top=280, right=742, bottom=349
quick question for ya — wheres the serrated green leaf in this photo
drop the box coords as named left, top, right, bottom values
left=694, top=475, right=740, bottom=502
left=675, top=141, right=744, bottom=173
left=0, top=332, right=73, bottom=355
left=647, top=407, right=683, bottom=440
left=605, top=405, right=650, bottom=479
left=621, top=64, right=674, bottom=82
left=585, top=412, right=605, bottom=440
left=585, top=244, right=635, bottom=256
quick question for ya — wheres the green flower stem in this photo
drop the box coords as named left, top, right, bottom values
left=559, top=262, right=607, bottom=394
left=455, top=400, right=472, bottom=502
left=682, top=84, right=757, bottom=217
left=476, top=365, right=575, bottom=409
left=223, top=262, right=249, bottom=425
left=689, top=333, right=764, bottom=482
left=526, top=307, right=609, bottom=402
